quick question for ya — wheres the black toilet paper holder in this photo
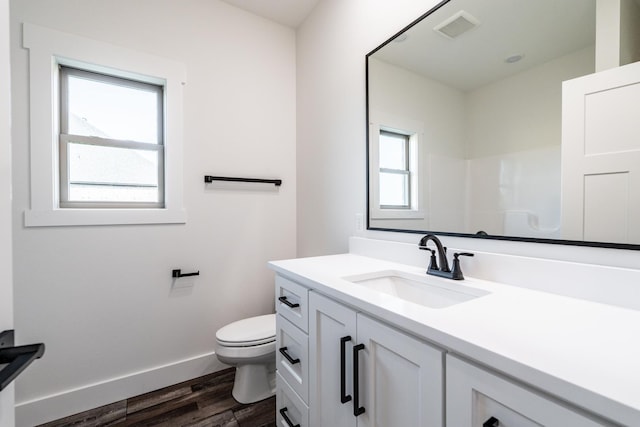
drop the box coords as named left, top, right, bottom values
left=172, top=269, right=200, bottom=278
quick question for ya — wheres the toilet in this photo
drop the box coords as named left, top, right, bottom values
left=215, top=313, right=276, bottom=404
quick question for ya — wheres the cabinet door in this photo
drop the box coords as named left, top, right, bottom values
left=446, top=355, right=610, bottom=427
left=356, top=314, right=444, bottom=427
left=309, top=292, right=357, bottom=427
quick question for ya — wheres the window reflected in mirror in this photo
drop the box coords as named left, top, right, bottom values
left=379, top=130, right=410, bottom=209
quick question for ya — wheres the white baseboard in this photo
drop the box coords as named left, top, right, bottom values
left=16, top=351, right=227, bottom=426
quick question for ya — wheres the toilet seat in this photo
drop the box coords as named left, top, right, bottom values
left=216, top=314, right=276, bottom=347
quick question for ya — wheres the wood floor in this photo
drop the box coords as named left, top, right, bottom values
left=38, top=368, right=276, bottom=427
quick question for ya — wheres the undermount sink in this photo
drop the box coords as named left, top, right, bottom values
left=343, top=270, right=489, bottom=309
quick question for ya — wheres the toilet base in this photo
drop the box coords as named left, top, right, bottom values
left=232, top=362, right=276, bottom=404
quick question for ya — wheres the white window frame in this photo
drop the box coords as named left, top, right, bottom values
left=23, top=23, right=187, bottom=226
left=59, top=66, right=166, bottom=209
left=369, top=111, right=424, bottom=220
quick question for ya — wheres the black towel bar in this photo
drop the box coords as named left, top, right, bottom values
left=204, top=175, right=282, bottom=186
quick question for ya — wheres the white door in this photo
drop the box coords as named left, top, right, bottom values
left=0, top=0, right=15, bottom=425
left=309, top=292, right=357, bottom=427
left=356, top=314, right=444, bottom=427
left=561, top=61, right=640, bottom=243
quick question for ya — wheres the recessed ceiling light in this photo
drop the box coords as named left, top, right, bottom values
left=505, top=54, right=524, bottom=64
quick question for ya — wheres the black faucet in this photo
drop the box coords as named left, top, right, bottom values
left=418, top=234, right=474, bottom=280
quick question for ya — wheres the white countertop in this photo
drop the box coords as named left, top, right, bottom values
left=269, top=253, right=640, bottom=426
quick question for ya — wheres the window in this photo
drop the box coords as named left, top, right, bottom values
left=368, top=111, right=423, bottom=220
left=379, top=130, right=410, bottom=209
left=59, top=67, right=164, bottom=208
left=23, top=23, right=186, bottom=226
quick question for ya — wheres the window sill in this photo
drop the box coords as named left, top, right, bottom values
left=24, top=208, right=187, bottom=227
left=370, top=208, right=424, bottom=220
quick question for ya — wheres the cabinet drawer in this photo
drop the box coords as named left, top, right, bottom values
left=277, top=372, right=309, bottom=427
left=276, top=275, right=309, bottom=333
left=446, top=355, right=612, bottom=426
left=276, top=314, right=309, bottom=403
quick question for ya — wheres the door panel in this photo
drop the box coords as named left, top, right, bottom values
left=583, top=173, right=629, bottom=242
left=356, top=314, right=443, bottom=427
left=562, top=61, right=640, bottom=243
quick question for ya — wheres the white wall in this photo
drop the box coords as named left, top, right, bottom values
left=596, top=0, right=640, bottom=70
left=1, top=0, right=15, bottom=425
left=368, top=58, right=467, bottom=158
left=296, top=0, right=438, bottom=256
left=10, top=0, right=296, bottom=424
left=297, top=0, right=640, bottom=270
left=368, top=57, right=467, bottom=231
left=466, top=46, right=594, bottom=158
left=620, top=0, right=640, bottom=65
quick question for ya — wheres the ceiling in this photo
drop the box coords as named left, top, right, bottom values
left=220, top=0, right=320, bottom=28
left=373, top=0, right=597, bottom=91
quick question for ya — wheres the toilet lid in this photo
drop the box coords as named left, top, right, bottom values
left=216, top=314, right=276, bottom=347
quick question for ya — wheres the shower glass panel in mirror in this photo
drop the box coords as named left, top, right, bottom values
left=367, top=0, right=640, bottom=249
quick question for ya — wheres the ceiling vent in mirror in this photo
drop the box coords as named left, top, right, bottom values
left=433, top=11, right=480, bottom=39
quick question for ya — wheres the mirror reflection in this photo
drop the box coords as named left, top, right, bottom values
left=367, top=0, right=614, bottom=243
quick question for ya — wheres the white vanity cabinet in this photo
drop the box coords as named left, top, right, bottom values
left=270, top=255, right=640, bottom=427
left=275, top=275, right=310, bottom=427
left=308, top=291, right=444, bottom=427
left=446, top=355, right=611, bottom=427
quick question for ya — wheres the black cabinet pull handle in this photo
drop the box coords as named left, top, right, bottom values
left=340, top=335, right=352, bottom=404
left=483, top=416, right=499, bottom=427
left=278, top=296, right=300, bottom=308
left=279, top=347, right=300, bottom=365
left=353, top=343, right=366, bottom=416
left=279, top=407, right=300, bottom=427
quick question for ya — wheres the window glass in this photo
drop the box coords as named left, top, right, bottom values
left=379, top=131, right=407, bottom=170
left=379, top=129, right=410, bottom=208
left=65, top=73, right=160, bottom=144
left=379, top=172, right=409, bottom=207
left=67, top=142, right=160, bottom=203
